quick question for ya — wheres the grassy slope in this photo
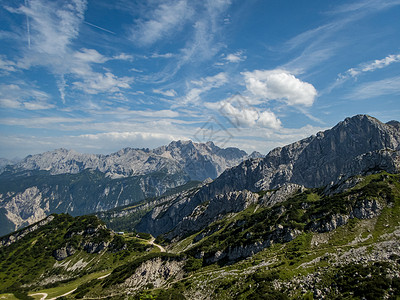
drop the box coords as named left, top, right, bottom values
left=1, top=172, right=400, bottom=299
left=0, top=214, right=160, bottom=299
left=109, top=172, right=400, bottom=299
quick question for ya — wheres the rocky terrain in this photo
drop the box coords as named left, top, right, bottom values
left=2, top=140, right=257, bottom=180
left=136, top=115, right=400, bottom=239
left=0, top=114, right=399, bottom=299
left=0, top=141, right=256, bottom=236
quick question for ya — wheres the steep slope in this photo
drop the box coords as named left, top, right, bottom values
left=0, top=141, right=254, bottom=236
left=75, top=172, right=400, bottom=299
left=0, top=169, right=188, bottom=236
left=0, top=214, right=159, bottom=297
left=2, top=171, right=396, bottom=299
left=136, top=115, right=400, bottom=238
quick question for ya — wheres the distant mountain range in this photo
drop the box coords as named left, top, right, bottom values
left=0, top=141, right=261, bottom=236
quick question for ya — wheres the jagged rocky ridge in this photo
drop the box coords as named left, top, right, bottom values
left=0, top=141, right=257, bottom=236
left=136, top=115, right=400, bottom=239
left=2, top=140, right=258, bottom=180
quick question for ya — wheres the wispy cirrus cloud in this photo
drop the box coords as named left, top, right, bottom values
left=346, top=76, right=400, bottom=99
left=180, top=72, right=228, bottom=105
left=130, top=0, right=193, bottom=46
left=283, top=0, right=400, bottom=73
left=0, top=56, right=17, bottom=73
left=0, top=83, right=54, bottom=110
left=339, top=53, right=400, bottom=79
left=6, top=0, right=133, bottom=102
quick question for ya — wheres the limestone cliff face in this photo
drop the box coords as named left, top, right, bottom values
left=212, top=115, right=400, bottom=194
left=137, top=115, right=400, bottom=238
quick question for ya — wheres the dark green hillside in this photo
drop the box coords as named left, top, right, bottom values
left=0, top=214, right=155, bottom=296
left=63, top=172, right=400, bottom=299
left=0, top=172, right=399, bottom=299
left=183, top=172, right=400, bottom=265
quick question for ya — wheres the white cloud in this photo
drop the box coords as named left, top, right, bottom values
left=0, top=98, right=21, bottom=109
left=14, top=0, right=87, bottom=56
left=0, top=83, right=54, bottom=110
left=219, top=101, right=282, bottom=129
left=112, top=53, right=134, bottom=61
left=73, top=72, right=133, bottom=94
left=242, top=69, right=317, bottom=107
left=224, top=51, right=246, bottom=63
left=74, top=48, right=108, bottom=63
left=153, top=89, right=177, bottom=97
left=131, top=0, right=193, bottom=46
left=7, top=0, right=132, bottom=101
left=0, top=56, right=17, bottom=72
left=0, top=117, right=83, bottom=127
left=151, top=53, right=174, bottom=59
left=339, top=53, right=400, bottom=79
left=181, top=72, right=228, bottom=105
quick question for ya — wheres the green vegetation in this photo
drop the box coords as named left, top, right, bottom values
left=1, top=172, right=399, bottom=299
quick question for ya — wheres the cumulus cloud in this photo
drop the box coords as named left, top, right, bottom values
left=242, top=69, right=317, bottom=107
left=211, top=100, right=282, bottom=129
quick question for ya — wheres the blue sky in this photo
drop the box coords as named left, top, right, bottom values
left=0, top=0, right=399, bottom=159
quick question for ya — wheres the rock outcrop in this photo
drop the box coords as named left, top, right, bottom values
left=137, top=115, right=400, bottom=239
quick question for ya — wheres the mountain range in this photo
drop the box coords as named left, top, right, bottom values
left=135, top=115, right=400, bottom=239
left=0, top=141, right=260, bottom=236
left=0, top=114, right=399, bottom=299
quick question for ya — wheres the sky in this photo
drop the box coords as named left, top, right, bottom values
left=0, top=0, right=399, bottom=159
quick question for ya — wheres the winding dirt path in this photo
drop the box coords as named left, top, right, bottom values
left=30, top=293, right=48, bottom=300
left=149, top=237, right=166, bottom=252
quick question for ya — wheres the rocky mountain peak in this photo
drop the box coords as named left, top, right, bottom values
left=136, top=115, right=400, bottom=238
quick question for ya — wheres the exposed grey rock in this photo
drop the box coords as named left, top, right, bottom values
left=53, top=245, right=76, bottom=261
left=204, top=226, right=302, bottom=264
left=350, top=199, right=383, bottom=219
left=82, top=241, right=110, bottom=254
left=260, top=183, right=305, bottom=207
left=308, top=214, right=350, bottom=233
left=137, top=115, right=400, bottom=238
left=122, top=257, right=185, bottom=290
left=164, top=190, right=258, bottom=240
left=0, top=141, right=252, bottom=236
left=5, top=140, right=250, bottom=180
